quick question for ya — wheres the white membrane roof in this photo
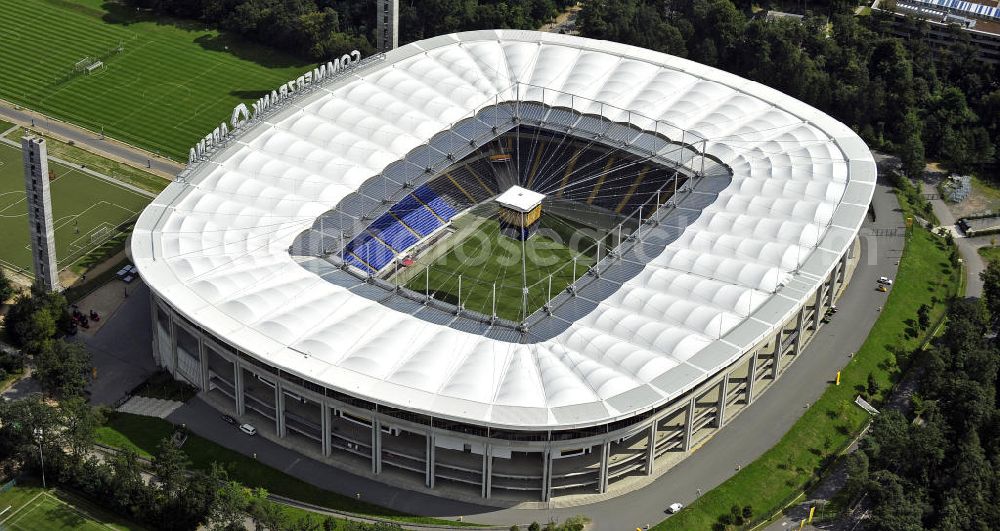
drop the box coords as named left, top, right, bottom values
left=133, top=30, right=875, bottom=430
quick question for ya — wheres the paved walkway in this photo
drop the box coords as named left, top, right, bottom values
left=118, top=396, right=184, bottom=418
left=0, top=99, right=183, bottom=179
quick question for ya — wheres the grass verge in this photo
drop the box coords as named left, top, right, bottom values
left=4, top=125, right=168, bottom=195
left=95, top=412, right=480, bottom=526
left=656, top=225, right=959, bottom=529
left=978, top=245, right=1000, bottom=264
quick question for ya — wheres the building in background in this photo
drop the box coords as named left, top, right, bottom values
left=21, top=136, right=59, bottom=291
left=872, top=0, right=1000, bottom=63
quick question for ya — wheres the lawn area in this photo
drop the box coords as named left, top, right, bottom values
left=0, top=142, right=150, bottom=276
left=978, top=245, right=1000, bottom=265
left=4, top=126, right=168, bottom=195
left=657, top=224, right=960, bottom=529
left=95, top=412, right=478, bottom=526
left=404, top=215, right=596, bottom=320
left=0, top=483, right=141, bottom=530
left=0, top=0, right=310, bottom=161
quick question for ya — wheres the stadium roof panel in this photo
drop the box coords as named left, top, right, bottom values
left=133, top=30, right=875, bottom=430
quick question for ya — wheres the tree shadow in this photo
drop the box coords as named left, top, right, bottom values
left=99, top=2, right=308, bottom=70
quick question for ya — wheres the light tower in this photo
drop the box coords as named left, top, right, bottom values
left=21, top=136, right=60, bottom=291
left=377, top=0, right=399, bottom=51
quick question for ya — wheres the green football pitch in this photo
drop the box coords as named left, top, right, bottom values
left=0, top=0, right=309, bottom=161
left=0, top=486, right=133, bottom=530
left=0, top=142, right=151, bottom=275
left=404, top=216, right=597, bottom=321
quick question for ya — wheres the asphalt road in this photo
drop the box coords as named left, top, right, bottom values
left=0, top=101, right=183, bottom=178
left=140, top=178, right=905, bottom=529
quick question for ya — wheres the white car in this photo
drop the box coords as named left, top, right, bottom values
left=668, top=502, right=684, bottom=514
left=239, top=423, right=257, bottom=436
left=878, top=276, right=893, bottom=285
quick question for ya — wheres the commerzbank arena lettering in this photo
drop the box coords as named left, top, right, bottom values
left=188, top=50, right=362, bottom=164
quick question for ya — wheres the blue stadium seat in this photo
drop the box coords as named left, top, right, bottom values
left=413, top=186, right=458, bottom=220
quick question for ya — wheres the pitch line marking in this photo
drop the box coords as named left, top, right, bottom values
left=0, top=491, right=45, bottom=525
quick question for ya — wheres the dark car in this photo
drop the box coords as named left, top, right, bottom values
left=221, top=414, right=237, bottom=425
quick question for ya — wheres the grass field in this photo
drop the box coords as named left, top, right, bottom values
left=0, top=0, right=310, bottom=161
left=0, top=142, right=151, bottom=275
left=657, top=201, right=960, bottom=528
left=0, top=485, right=137, bottom=530
left=404, top=215, right=597, bottom=320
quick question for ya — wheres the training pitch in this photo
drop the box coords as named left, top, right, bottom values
left=0, top=142, right=151, bottom=276
left=403, top=214, right=598, bottom=321
left=0, top=486, right=129, bottom=531
left=0, top=0, right=309, bottom=161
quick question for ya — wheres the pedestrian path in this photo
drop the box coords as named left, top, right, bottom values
left=117, top=396, right=184, bottom=419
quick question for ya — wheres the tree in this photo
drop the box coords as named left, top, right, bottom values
left=153, top=437, right=190, bottom=498
left=981, top=260, right=1000, bottom=330
left=36, top=339, right=91, bottom=398
left=58, top=397, right=102, bottom=460
left=898, top=110, right=925, bottom=177
left=0, top=268, right=13, bottom=304
left=917, top=304, right=931, bottom=330
left=209, top=479, right=266, bottom=531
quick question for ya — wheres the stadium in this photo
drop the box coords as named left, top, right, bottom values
left=132, top=30, right=876, bottom=503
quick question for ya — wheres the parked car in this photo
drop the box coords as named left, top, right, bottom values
left=878, top=276, right=893, bottom=285
left=877, top=285, right=888, bottom=292
left=221, top=414, right=236, bottom=425
left=239, top=423, right=257, bottom=436
left=668, top=502, right=684, bottom=514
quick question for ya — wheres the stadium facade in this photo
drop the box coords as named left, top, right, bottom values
left=132, top=30, right=875, bottom=503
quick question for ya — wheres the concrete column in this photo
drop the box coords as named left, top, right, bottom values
left=321, top=402, right=331, bottom=457
left=198, top=338, right=209, bottom=392
left=371, top=415, right=382, bottom=474
left=425, top=433, right=436, bottom=488
left=838, top=252, right=848, bottom=284
left=682, top=398, right=697, bottom=452
left=745, top=351, right=758, bottom=404
left=794, top=307, right=805, bottom=356
left=149, top=295, right=160, bottom=365
left=598, top=441, right=610, bottom=494
left=168, top=316, right=178, bottom=373
left=771, top=331, right=781, bottom=380
left=645, top=422, right=656, bottom=475
left=715, top=373, right=730, bottom=428
left=234, top=359, right=245, bottom=416
left=812, top=286, right=824, bottom=330
left=541, top=449, right=552, bottom=502
left=827, top=262, right=839, bottom=306
left=481, top=444, right=493, bottom=498
left=274, top=379, right=286, bottom=438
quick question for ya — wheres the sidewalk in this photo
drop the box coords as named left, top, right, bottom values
left=0, top=99, right=183, bottom=179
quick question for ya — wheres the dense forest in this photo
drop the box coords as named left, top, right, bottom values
left=126, top=0, right=575, bottom=59
left=130, top=0, right=998, bottom=180
left=576, top=0, right=999, bottom=177
left=840, top=264, right=1000, bottom=530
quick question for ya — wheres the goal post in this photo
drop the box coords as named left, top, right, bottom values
left=73, top=56, right=94, bottom=72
